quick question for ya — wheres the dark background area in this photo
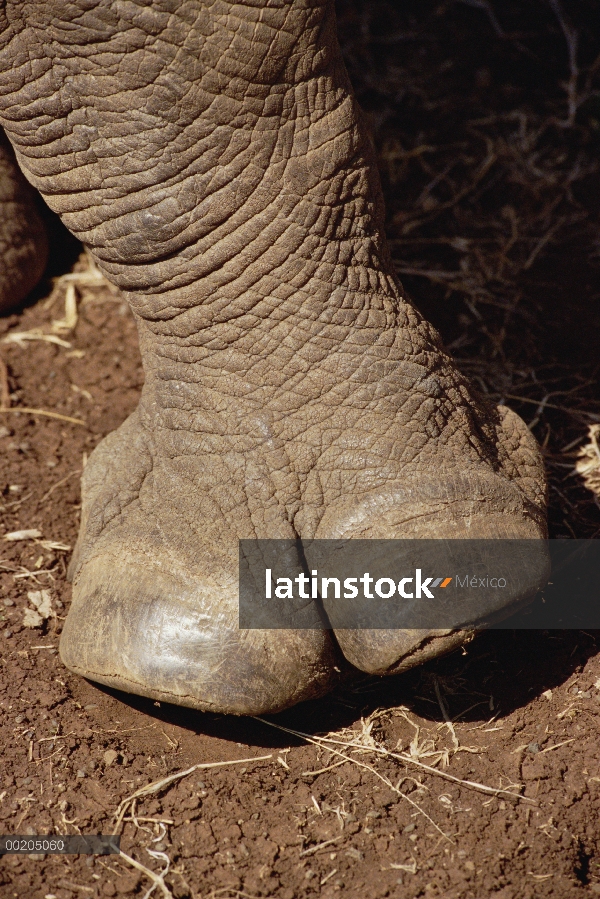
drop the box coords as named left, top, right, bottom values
left=337, top=0, right=600, bottom=539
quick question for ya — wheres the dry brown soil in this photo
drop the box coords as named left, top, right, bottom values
left=2, top=2, right=600, bottom=898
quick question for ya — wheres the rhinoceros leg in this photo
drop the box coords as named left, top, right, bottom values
left=0, top=0, right=546, bottom=713
left=0, top=130, right=47, bottom=313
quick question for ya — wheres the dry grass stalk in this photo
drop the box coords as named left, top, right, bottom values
left=56, top=879, right=94, bottom=894
left=299, top=836, right=342, bottom=857
left=3, top=529, right=42, bottom=541
left=255, top=717, right=451, bottom=840
left=433, top=678, right=460, bottom=752
left=43, top=250, right=117, bottom=312
left=113, top=755, right=272, bottom=833
left=112, top=756, right=272, bottom=899
left=118, top=848, right=174, bottom=899
left=389, top=858, right=418, bottom=874
left=39, top=470, right=81, bottom=505
left=51, top=282, right=79, bottom=333
left=255, top=716, right=532, bottom=804
left=2, top=328, right=72, bottom=349
left=0, top=407, right=86, bottom=426
left=206, top=890, right=265, bottom=899
left=576, top=424, right=600, bottom=499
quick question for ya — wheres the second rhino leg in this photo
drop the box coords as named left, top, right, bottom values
left=0, top=0, right=546, bottom=712
left=0, top=128, right=47, bottom=313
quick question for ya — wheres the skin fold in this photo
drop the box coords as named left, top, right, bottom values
left=0, top=0, right=547, bottom=714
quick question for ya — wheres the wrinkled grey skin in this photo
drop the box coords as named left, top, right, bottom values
left=0, top=0, right=547, bottom=715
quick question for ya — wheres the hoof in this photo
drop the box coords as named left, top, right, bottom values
left=308, top=469, right=548, bottom=675
left=60, top=547, right=340, bottom=716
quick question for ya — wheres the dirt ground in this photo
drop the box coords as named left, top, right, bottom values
left=2, top=2, right=600, bottom=897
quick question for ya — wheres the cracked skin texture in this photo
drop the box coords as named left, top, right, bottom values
left=0, top=0, right=547, bottom=714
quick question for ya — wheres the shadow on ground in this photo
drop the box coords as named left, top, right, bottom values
left=90, top=626, right=600, bottom=747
